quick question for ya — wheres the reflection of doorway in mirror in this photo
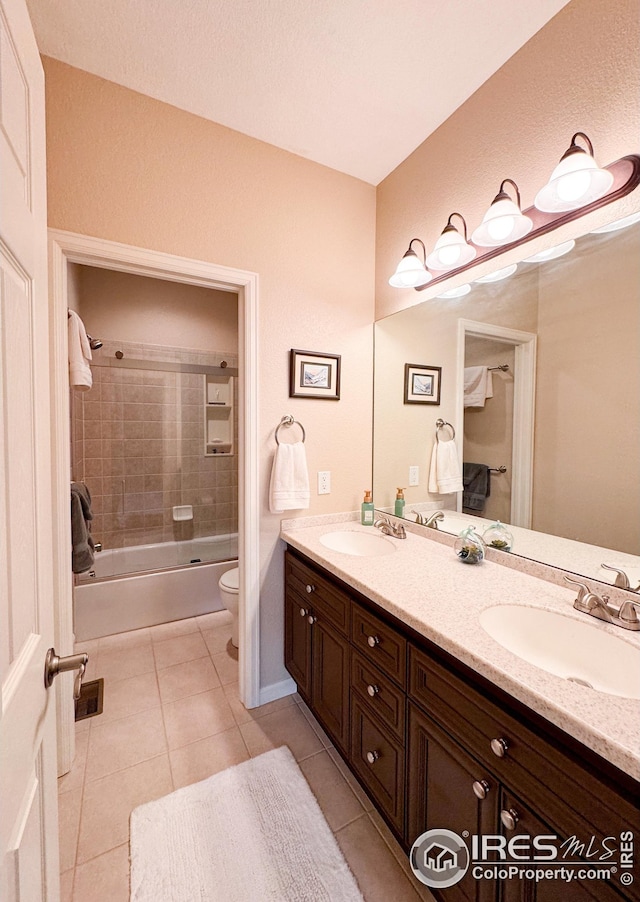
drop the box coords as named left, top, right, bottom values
left=463, top=338, right=515, bottom=523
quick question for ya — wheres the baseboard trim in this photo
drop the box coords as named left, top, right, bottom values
left=257, top=677, right=297, bottom=708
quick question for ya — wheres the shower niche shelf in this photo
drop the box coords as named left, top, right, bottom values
left=204, top=374, right=234, bottom=456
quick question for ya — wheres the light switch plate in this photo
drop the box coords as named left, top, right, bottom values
left=318, top=471, right=331, bottom=494
left=409, top=466, right=419, bottom=486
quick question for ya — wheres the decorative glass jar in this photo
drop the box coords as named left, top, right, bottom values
left=454, top=526, right=486, bottom=565
left=482, top=520, right=514, bottom=552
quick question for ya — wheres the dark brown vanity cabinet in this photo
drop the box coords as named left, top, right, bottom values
left=284, top=547, right=640, bottom=902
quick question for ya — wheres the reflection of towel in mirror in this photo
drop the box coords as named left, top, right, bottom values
left=462, top=463, right=491, bottom=511
left=463, top=366, right=493, bottom=408
left=68, top=309, right=93, bottom=390
left=428, top=439, right=463, bottom=494
left=269, top=442, right=310, bottom=512
left=71, top=482, right=95, bottom=573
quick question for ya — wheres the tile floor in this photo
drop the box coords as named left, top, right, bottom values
left=59, top=611, right=434, bottom=901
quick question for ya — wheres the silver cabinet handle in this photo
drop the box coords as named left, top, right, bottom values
left=472, top=780, right=490, bottom=800
left=44, top=648, right=89, bottom=700
left=307, top=614, right=317, bottom=625
left=501, top=808, right=519, bottom=831
left=299, top=607, right=309, bottom=617
left=367, top=684, right=380, bottom=697
left=366, top=750, right=380, bottom=765
left=305, top=584, right=315, bottom=594
left=491, top=737, right=509, bottom=758
left=367, top=635, right=380, bottom=648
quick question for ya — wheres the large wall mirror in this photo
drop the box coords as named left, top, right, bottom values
left=373, top=215, right=640, bottom=587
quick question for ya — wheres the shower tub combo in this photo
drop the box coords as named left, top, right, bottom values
left=74, top=534, right=238, bottom=641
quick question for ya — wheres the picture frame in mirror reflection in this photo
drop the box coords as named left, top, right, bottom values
left=404, top=363, right=441, bottom=405
left=289, top=349, right=341, bottom=400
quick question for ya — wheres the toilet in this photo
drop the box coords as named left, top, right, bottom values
left=218, top=567, right=239, bottom=647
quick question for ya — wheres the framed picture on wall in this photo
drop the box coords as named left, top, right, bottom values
left=404, top=363, right=441, bottom=405
left=289, top=349, right=341, bottom=399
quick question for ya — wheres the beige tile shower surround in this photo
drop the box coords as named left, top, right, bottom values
left=59, top=612, right=434, bottom=902
left=280, top=515, right=640, bottom=780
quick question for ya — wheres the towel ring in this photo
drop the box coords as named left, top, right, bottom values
left=275, top=415, right=306, bottom=445
left=435, top=418, right=455, bottom=441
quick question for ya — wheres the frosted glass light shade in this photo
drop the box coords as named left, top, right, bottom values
left=427, top=230, right=476, bottom=271
left=436, top=283, right=471, bottom=298
left=472, top=198, right=533, bottom=247
left=591, top=211, right=640, bottom=234
left=388, top=250, right=432, bottom=288
left=523, top=240, right=575, bottom=263
left=534, top=152, right=613, bottom=213
left=474, top=264, right=518, bottom=283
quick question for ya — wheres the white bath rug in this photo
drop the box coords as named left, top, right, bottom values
left=129, top=746, right=364, bottom=902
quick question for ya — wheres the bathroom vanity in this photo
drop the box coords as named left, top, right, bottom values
left=282, top=520, right=640, bottom=902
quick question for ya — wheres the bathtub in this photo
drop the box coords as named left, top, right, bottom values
left=74, top=535, right=238, bottom=641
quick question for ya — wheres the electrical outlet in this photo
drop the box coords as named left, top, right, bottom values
left=317, top=471, right=331, bottom=495
left=409, top=466, right=419, bottom=486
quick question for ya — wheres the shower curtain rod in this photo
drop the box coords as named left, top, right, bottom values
left=91, top=357, right=238, bottom=377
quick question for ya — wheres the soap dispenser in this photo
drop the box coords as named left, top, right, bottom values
left=361, top=491, right=375, bottom=526
left=394, top=488, right=406, bottom=518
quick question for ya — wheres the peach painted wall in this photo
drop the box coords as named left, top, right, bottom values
left=43, top=58, right=376, bottom=690
left=376, top=0, right=640, bottom=320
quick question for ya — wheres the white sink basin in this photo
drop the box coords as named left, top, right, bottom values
left=319, top=530, right=396, bottom=557
left=480, top=605, right=640, bottom=699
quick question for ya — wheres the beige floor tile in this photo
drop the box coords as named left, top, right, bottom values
left=240, top=705, right=324, bottom=762
left=149, top=617, right=199, bottom=643
left=152, top=632, right=209, bottom=670
left=73, top=844, right=130, bottom=902
left=58, top=730, right=90, bottom=795
left=170, top=727, right=250, bottom=789
left=162, top=686, right=236, bottom=749
left=222, top=682, right=296, bottom=726
left=77, top=755, right=172, bottom=864
left=98, top=627, right=151, bottom=652
left=196, top=609, right=233, bottom=631
left=327, top=747, right=375, bottom=812
left=211, top=649, right=239, bottom=685
left=58, top=787, right=82, bottom=872
left=368, top=808, right=436, bottom=902
left=85, top=707, right=167, bottom=782
left=157, top=655, right=220, bottom=703
left=297, top=699, right=334, bottom=748
left=335, top=814, right=425, bottom=902
left=99, top=670, right=160, bottom=724
left=299, top=750, right=365, bottom=831
left=201, top=625, right=233, bottom=656
left=94, top=642, right=156, bottom=684
left=60, top=869, right=74, bottom=902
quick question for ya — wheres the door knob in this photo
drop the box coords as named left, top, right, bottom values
left=44, top=648, right=89, bottom=700
left=366, top=750, right=380, bottom=764
left=367, top=684, right=380, bottom=697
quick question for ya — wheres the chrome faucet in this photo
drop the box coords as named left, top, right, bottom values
left=564, top=576, right=640, bottom=631
left=374, top=516, right=406, bottom=539
left=600, top=563, right=638, bottom=592
left=413, top=510, right=444, bottom=528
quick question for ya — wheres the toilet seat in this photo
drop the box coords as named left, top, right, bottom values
left=219, top=567, right=239, bottom=593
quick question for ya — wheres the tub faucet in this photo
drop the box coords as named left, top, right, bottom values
left=564, top=576, right=640, bottom=630
left=374, top=516, right=406, bottom=539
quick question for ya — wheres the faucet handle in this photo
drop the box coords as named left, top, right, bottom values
left=619, top=600, right=640, bottom=625
left=600, top=563, right=631, bottom=590
left=563, top=575, right=591, bottom=602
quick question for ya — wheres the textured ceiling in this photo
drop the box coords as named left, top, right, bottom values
left=26, top=0, right=570, bottom=185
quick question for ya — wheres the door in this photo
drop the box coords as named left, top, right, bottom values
left=311, top=617, right=349, bottom=753
left=0, top=0, right=61, bottom=899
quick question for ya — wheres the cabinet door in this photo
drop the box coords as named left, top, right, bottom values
left=408, top=704, right=497, bottom=902
left=312, top=617, right=350, bottom=752
left=284, top=594, right=312, bottom=701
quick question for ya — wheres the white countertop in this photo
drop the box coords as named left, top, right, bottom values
left=280, top=516, right=640, bottom=781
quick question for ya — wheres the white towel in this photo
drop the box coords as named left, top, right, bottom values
left=68, top=309, right=93, bottom=391
left=429, top=439, right=463, bottom=494
left=463, top=366, right=493, bottom=408
left=269, top=441, right=310, bottom=513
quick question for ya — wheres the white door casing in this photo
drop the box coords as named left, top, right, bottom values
left=0, top=0, right=61, bottom=898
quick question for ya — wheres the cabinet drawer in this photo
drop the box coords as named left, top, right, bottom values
left=409, top=643, right=640, bottom=869
left=285, top=551, right=349, bottom=636
left=351, top=651, right=405, bottom=741
left=350, top=695, right=405, bottom=836
left=352, top=602, right=406, bottom=687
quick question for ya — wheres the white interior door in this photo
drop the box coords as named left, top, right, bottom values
left=0, top=0, right=61, bottom=899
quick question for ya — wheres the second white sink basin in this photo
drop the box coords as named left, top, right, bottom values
left=480, top=604, right=640, bottom=699
left=319, top=530, right=396, bottom=557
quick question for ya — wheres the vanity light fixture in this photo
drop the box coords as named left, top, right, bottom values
left=474, top=263, right=518, bottom=283
left=534, top=133, right=614, bottom=213
left=388, top=238, right=432, bottom=288
left=426, top=213, right=476, bottom=271
left=523, top=240, right=575, bottom=263
left=436, top=283, right=471, bottom=299
left=591, top=211, right=640, bottom=234
left=472, top=179, right=533, bottom=247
